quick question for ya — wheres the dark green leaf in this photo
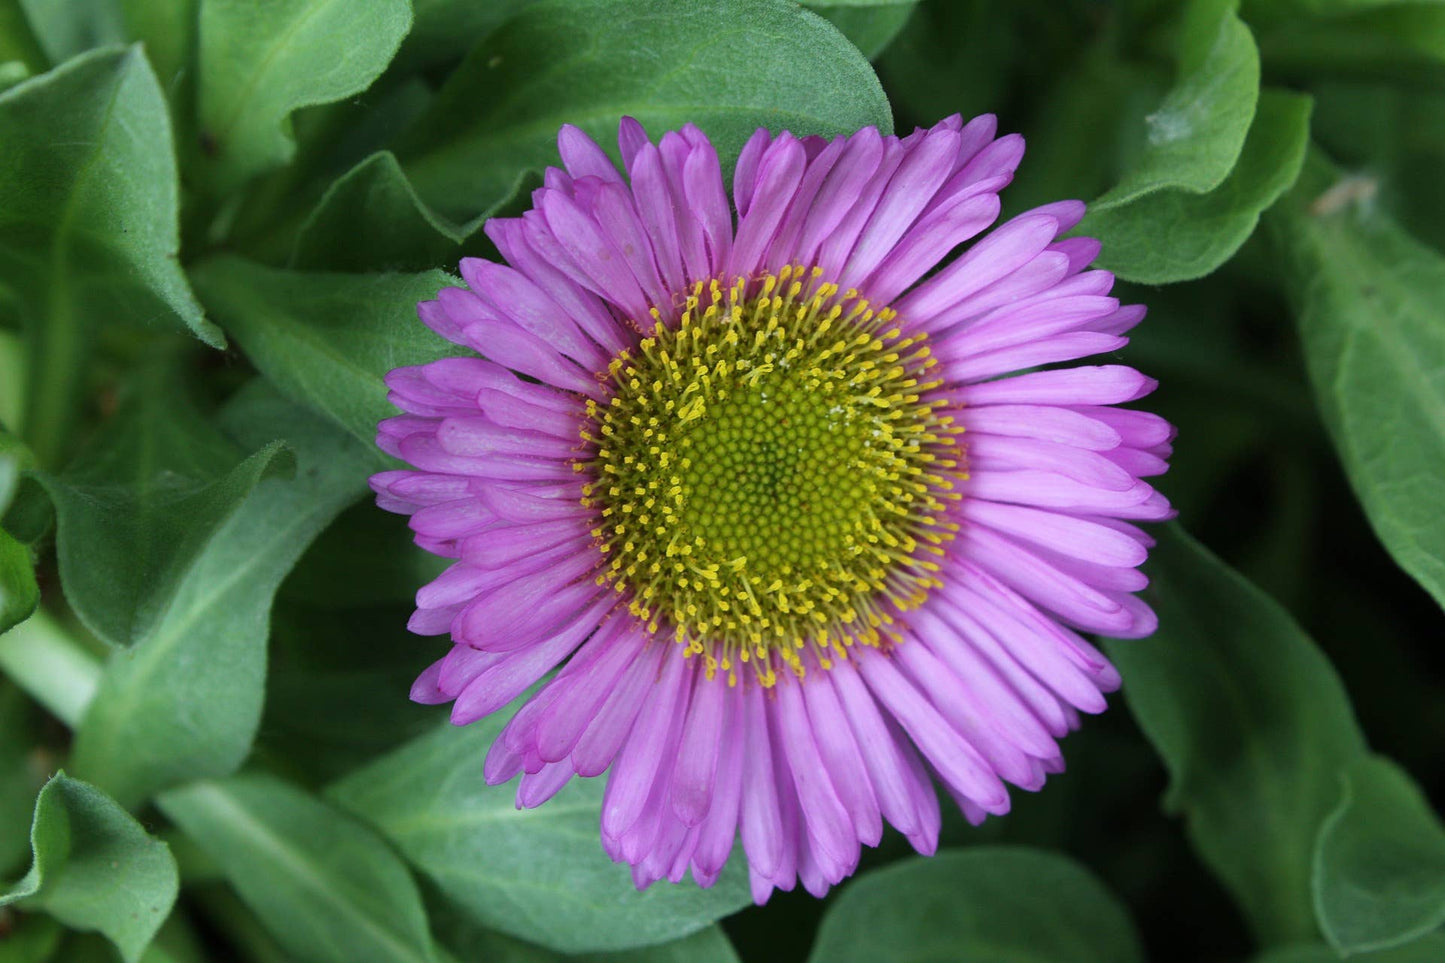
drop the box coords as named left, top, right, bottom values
left=1084, top=88, right=1310, bottom=282
left=0, top=46, right=220, bottom=466
left=806, top=2, right=915, bottom=61
left=1104, top=525, right=1367, bottom=943
left=1314, top=754, right=1445, bottom=953
left=69, top=384, right=371, bottom=807
left=118, top=0, right=195, bottom=91
left=328, top=705, right=752, bottom=953
left=1, top=773, right=177, bottom=963
left=194, top=0, right=412, bottom=193
left=807, top=847, right=1144, bottom=963
left=1255, top=936, right=1445, bottom=963
left=393, top=0, right=533, bottom=73
left=291, top=152, right=473, bottom=272
left=1255, top=5, right=1445, bottom=86
left=1268, top=151, right=1445, bottom=611
left=0, top=681, right=42, bottom=875
left=0, top=913, right=61, bottom=962
left=395, top=0, right=891, bottom=221
left=37, top=364, right=291, bottom=649
left=191, top=256, right=465, bottom=449
left=158, top=774, right=439, bottom=963
left=1092, top=0, right=1259, bottom=210
left=0, top=528, right=35, bottom=633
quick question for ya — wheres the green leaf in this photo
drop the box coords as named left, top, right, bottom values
left=1255, top=935, right=1445, bottom=963
left=14, top=0, right=124, bottom=65
left=0, top=0, right=46, bottom=72
left=1, top=773, right=177, bottom=963
left=157, top=774, right=439, bottom=963
left=191, top=256, right=466, bottom=449
left=1255, top=5, right=1445, bottom=85
left=806, top=2, right=915, bottom=60
left=433, top=911, right=741, bottom=963
left=807, top=847, right=1144, bottom=963
left=0, top=430, right=37, bottom=632
left=0, top=913, right=61, bottom=963
left=393, top=0, right=532, bottom=73
left=1092, top=0, right=1260, bottom=211
left=1267, top=151, right=1445, bottom=611
left=328, top=706, right=752, bottom=953
left=0, top=46, right=220, bottom=466
left=394, top=0, right=891, bottom=221
left=1313, top=754, right=1445, bottom=954
left=118, top=0, right=196, bottom=90
left=1084, top=88, right=1310, bottom=283
left=1104, top=525, right=1368, bottom=943
left=36, top=364, right=292, bottom=649
left=290, top=152, right=470, bottom=272
left=69, top=383, right=372, bottom=807
left=194, top=0, right=412, bottom=193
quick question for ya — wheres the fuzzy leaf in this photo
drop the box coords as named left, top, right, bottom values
left=1092, top=0, right=1259, bottom=210
left=329, top=706, right=752, bottom=954
left=1085, top=88, right=1311, bottom=283
left=192, top=256, right=466, bottom=450
left=69, top=384, right=371, bottom=806
left=1, top=774, right=177, bottom=963
left=194, top=0, right=412, bottom=192
left=158, top=775, right=439, bottom=963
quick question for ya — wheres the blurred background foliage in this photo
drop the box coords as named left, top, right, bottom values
left=0, top=0, right=1442, bottom=961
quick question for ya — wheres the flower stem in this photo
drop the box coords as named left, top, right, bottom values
left=0, top=609, right=100, bottom=727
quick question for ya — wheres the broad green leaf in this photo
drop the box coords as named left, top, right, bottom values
left=1, top=774, right=177, bottom=963
left=36, top=364, right=291, bottom=649
left=1255, top=936, right=1445, bottom=963
left=328, top=705, right=752, bottom=953
left=194, top=0, right=412, bottom=193
left=806, top=2, right=915, bottom=60
left=191, top=256, right=465, bottom=449
left=1313, top=754, right=1445, bottom=953
left=157, top=774, right=439, bottom=963
left=1104, top=525, right=1368, bottom=943
left=395, top=0, right=891, bottom=221
left=807, top=848, right=1144, bottom=963
left=1092, top=0, right=1259, bottom=210
left=0, top=47, right=220, bottom=466
left=15, top=0, right=124, bottom=65
left=70, top=384, right=372, bottom=806
left=1084, top=88, right=1311, bottom=283
left=1268, top=152, right=1445, bottom=610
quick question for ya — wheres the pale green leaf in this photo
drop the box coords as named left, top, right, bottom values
left=158, top=774, right=439, bottom=963
left=1, top=773, right=177, bottom=963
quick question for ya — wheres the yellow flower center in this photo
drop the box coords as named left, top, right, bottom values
left=578, top=266, right=965, bottom=684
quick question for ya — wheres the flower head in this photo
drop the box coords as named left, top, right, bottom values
left=373, top=115, right=1173, bottom=902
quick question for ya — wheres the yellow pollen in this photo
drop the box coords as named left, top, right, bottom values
left=577, top=266, right=966, bottom=684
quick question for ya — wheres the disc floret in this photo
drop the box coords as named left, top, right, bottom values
left=579, top=266, right=965, bottom=684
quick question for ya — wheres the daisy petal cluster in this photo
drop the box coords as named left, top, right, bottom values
left=372, top=114, right=1173, bottom=902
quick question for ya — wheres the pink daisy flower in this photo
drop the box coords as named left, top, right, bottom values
left=372, top=114, right=1173, bottom=903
